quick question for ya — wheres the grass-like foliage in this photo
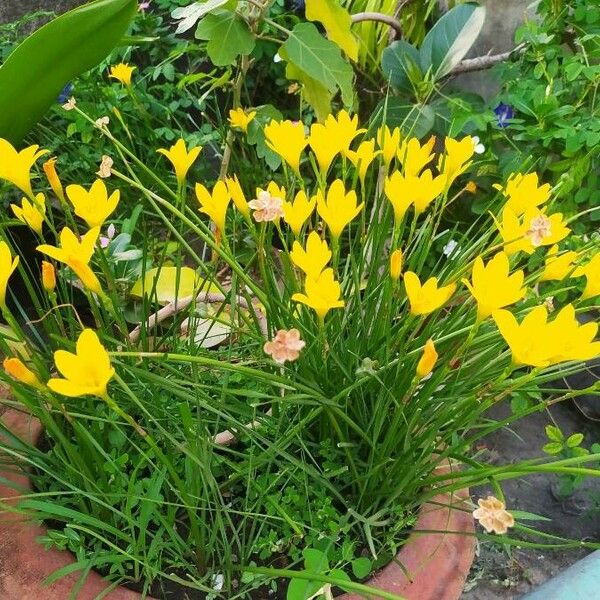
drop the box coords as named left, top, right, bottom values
left=0, top=103, right=599, bottom=599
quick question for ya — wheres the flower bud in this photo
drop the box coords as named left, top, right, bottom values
left=41, top=261, right=56, bottom=292
left=389, top=249, right=403, bottom=281
left=43, top=158, right=65, bottom=203
left=416, top=339, right=438, bottom=378
left=3, top=357, right=44, bottom=389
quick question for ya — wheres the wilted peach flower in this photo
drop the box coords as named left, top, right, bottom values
left=62, top=97, right=76, bottom=111
left=94, top=116, right=110, bottom=129
left=96, top=155, right=113, bottom=178
left=263, top=329, right=305, bottom=364
left=526, top=214, right=552, bottom=247
left=473, top=496, right=515, bottom=534
left=248, top=190, right=284, bottom=222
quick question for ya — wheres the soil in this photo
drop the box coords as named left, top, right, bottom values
left=462, top=400, right=600, bottom=599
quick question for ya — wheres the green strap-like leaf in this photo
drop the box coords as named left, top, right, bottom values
left=0, top=0, right=138, bottom=144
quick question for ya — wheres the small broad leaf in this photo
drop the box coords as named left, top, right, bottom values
left=305, top=0, right=359, bottom=61
left=282, top=22, right=355, bottom=108
left=545, top=424, right=564, bottom=442
left=542, top=442, right=563, bottom=455
left=566, top=433, right=584, bottom=448
left=286, top=577, right=322, bottom=600
left=303, top=548, right=329, bottom=573
left=0, top=0, right=137, bottom=144
left=171, top=0, right=230, bottom=34
left=381, top=41, right=422, bottom=94
left=420, top=4, right=486, bottom=78
left=246, top=105, right=283, bottom=170
left=351, top=557, right=372, bottom=579
left=195, top=9, right=255, bottom=66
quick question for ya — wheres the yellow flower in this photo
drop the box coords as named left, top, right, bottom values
left=404, top=271, right=456, bottom=316
left=494, top=172, right=551, bottom=216
left=397, top=136, right=435, bottom=177
left=347, top=140, right=380, bottom=185
left=494, top=303, right=600, bottom=367
left=0, top=241, right=19, bottom=309
left=376, top=125, right=401, bottom=168
left=0, top=138, right=49, bottom=199
left=416, top=339, right=438, bottom=378
left=264, top=119, right=308, bottom=176
left=438, top=136, right=475, bottom=189
left=573, top=252, right=600, bottom=300
left=157, top=138, right=202, bottom=185
left=389, top=249, right=403, bottom=281
left=109, top=63, right=135, bottom=86
left=43, top=157, right=65, bottom=203
left=463, top=252, right=526, bottom=321
left=292, top=268, right=344, bottom=320
left=384, top=171, right=413, bottom=224
left=473, top=496, right=514, bottom=535
left=309, top=122, right=340, bottom=175
left=195, top=181, right=230, bottom=235
left=324, top=110, right=365, bottom=158
left=316, top=180, right=364, bottom=241
left=493, top=306, right=554, bottom=367
left=66, top=179, right=120, bottom=229
left=283, top=190, right=316, bottom=237
left=228, top=108, right=256, bottom=132
left=37, top=227, right=102, bottom=295
left=41, top=260, right=56, bottom=292
left=289, top=231, right=331, bottom=279
left=11, top=193, right=46, bottom=235
left=548, top=304, right=600, bottom=362
left=494, top=207, right=529, bottom=256
left=3, top=357, right=44, bottom=389
left=48, top=329, right=115, bottom=398
left=539, top=245, right=578, bottom=282
left=225, top=175, right=250, bottom=218
left=411, top=170, right=446, bottom=215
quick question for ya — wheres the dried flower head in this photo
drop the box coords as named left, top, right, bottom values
left=473, top=496, right=515, bottom=534
left=97, top=155, right=114, bottom=179
left=94, top=116, right=110, bottom=129
left=62, top=97, right=76, bottom=111
left=263, top=329, right=305, bottom=364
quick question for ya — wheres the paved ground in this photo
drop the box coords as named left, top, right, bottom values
left=462, top=401, right=600, bottom=599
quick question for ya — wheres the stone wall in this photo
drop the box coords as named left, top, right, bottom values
left=0, top=0, right=86, bottom=26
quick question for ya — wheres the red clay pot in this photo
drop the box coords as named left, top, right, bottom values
left=0, top=408, right=474, bottom=600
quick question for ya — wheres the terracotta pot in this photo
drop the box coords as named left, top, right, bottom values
left=0, top=408, right=475, bottom=600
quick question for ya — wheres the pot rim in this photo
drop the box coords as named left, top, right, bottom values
left=0, top=407, right=474, bottom=600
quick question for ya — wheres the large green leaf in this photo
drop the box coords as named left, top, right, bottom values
left=372, top=98, right=435, bottom=139
left=195, top=9, right=255, bottom=67
left=420, top=3, right=486, bottom=78
left=0, top=0, right=137, bottom=144
left=381, top=40, right=422, bottom=94
left=305, top=0, right=359, bottom=61
left=281, top=22, right=355, bottom=108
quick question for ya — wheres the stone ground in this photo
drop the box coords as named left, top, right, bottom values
left=462, top=401, right=600, bottom=599
left=0, top=0, right=85, bottom=29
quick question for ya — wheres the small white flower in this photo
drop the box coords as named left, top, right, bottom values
left=273, top=53, right=282, bottom=63
left=472, top=136, right=485, bottom=154
left=443, top=239, right=459, bottom=258
left=211, top=573, right=224, bottom=591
